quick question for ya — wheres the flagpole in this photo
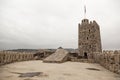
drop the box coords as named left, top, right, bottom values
left=84, top=5, right=86, bottom=19
left=84, top=0, right=86, bottom=19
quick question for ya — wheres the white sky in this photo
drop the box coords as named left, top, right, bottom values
left=0, top=0, right=120, bottom=50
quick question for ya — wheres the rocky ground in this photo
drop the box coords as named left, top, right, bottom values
left=0, top=60, right=119, bottom=80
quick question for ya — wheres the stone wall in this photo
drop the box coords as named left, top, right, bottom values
left=69, top=50, right=120, bottom=74
left=93, top=50, right=120, bottom=74
left=0, top=50, right=120, bottom=74
left=0, top=51, right=35, bottom=65
left=78, top=19, right=102, bottom=57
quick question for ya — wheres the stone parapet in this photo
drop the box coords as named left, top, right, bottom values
left=93, top=50, right=120, bottom=74
left=0, top=51, right=34, bottom=66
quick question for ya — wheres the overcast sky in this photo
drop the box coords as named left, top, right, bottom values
left=0, top=0, right=120, bottom=50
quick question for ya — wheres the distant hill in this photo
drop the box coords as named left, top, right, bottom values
left=5, top=48, right=78, bottom=53
left=6, top=49, right=38, bottom=53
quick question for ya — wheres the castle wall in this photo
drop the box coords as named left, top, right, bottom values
left=0, top=51, right=35, bottom=65
left=69, top=50, right=120, bottom=74
left=93, top=50, right=120, bottom=74
left=0, top=50, right=119, bottom=74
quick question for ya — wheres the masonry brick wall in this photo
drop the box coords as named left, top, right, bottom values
left=0, top=50, right=120, bottom=74
left=0, top=51, right=34, bottom=65
left=93, top=50, right=120, bottom=74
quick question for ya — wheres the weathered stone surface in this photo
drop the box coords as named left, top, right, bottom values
left=0, top=51, right=34, bottom=65
left=43, top=47, right=69, bottom=63
left=78, top=19, right=102, bottom=59
left=92, top=50, right=120, bottom=74
left=0, top=61, right=119, bottom=80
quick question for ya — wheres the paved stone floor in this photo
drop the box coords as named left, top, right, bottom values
left=0, top=60, right=120, bottom=80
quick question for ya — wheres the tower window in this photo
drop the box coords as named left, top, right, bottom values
left=89, top=30, right=90, bottom=33
left=87, top=37, right=88, bottom=40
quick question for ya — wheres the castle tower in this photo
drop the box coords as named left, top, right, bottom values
left=78, top=19, right=102, bottom=59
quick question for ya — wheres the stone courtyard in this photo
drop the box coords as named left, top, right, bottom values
left=0, top=60, right=119, bottom=80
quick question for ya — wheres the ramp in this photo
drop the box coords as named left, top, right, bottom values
left=43, top=48, right=69, bottom=63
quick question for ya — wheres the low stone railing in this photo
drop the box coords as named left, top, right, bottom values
left=93, top=50, right=120, bottom=74
left=0, top=51, right=35, bottom=65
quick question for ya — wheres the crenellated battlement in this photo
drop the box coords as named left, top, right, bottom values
left=80, top=19, right=99, bottom=27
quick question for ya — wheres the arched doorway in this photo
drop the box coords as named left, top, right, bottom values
left=84, top=52, right=88, bottom=59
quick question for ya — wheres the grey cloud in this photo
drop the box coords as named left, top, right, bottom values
left=0, top=0, right=120, bottom=50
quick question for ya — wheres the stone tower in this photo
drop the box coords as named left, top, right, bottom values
left=78, top=19, right=102, bottom=59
